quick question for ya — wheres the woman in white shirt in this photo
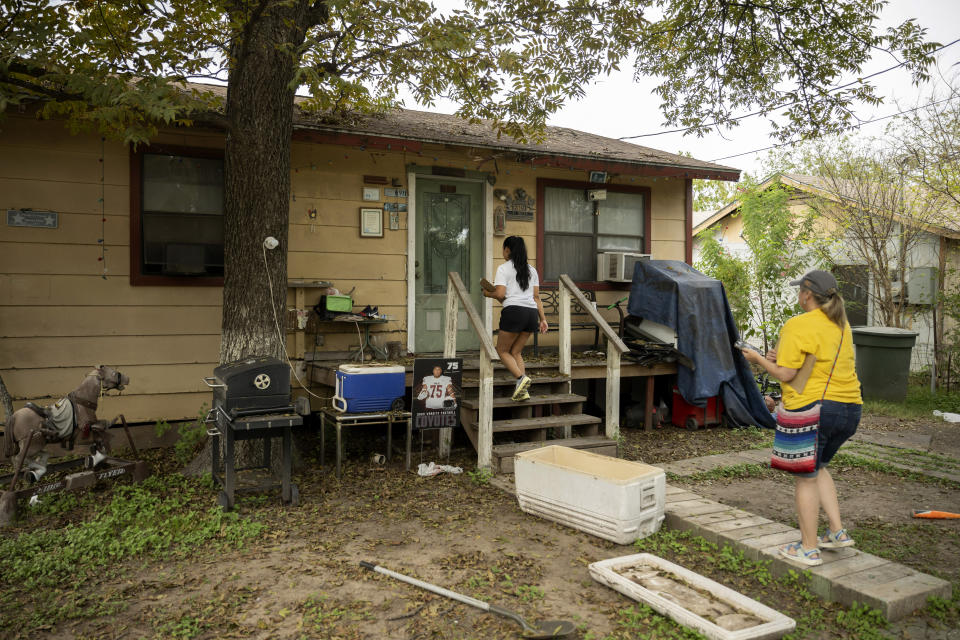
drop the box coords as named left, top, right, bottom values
left=483, top=236, right=548, bottom=400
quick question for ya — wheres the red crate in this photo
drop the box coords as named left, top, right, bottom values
left=671, top=387, right=724, bottom=430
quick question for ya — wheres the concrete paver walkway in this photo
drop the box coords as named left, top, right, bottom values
left=663, top=486, right=951, bottom=621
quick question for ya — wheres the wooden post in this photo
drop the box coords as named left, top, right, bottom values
left=478, top=348, right=494, bottom=469
left=440, top=276, right=459, bottom=458
left=559, top=278, right=572, bottom=377
left=606, top=338, right=621, bottom=442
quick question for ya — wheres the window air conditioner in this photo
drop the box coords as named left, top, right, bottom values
left=597, top=252, right=651, bottom=282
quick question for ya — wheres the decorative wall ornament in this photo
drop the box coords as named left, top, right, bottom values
left=504, top=188, right=535, bottom=221
left=494, top=206, right=506, bottom=235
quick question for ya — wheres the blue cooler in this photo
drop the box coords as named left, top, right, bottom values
left=332, top=364, right=406, bottom=413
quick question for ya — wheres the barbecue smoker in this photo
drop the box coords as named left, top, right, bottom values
left=204, top=356, right=305, bottom=510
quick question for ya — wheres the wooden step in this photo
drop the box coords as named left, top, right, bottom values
left=460, top=393, right=585, bottom=410
left=492, top=436, right=618, bottom=473
left=470, top=413, right=601, bottom=433
left=461, top=374, right=570, bottom=388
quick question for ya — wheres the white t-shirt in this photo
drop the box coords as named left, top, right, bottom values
left=420, top=375, right=454, bottom=409
left=494, top=261, right=539, bottom=309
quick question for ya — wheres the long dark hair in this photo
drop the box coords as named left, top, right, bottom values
left=503, top=236, right=531, bottom=290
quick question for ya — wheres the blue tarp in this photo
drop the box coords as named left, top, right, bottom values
left=627, top=260, right=776, bottom=429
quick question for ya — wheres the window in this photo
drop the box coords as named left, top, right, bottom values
left=131, top=146, right=224, bottom=285
left=539, top=180, right=649, bottom=284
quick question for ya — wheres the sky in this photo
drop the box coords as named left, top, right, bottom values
left=398, top=0, right=960, bottom=178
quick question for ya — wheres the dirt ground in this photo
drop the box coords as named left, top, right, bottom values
left=3, top=418, right=960, bottom=639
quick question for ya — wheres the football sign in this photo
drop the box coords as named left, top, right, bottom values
left=412, top=358, right=462, bottom=430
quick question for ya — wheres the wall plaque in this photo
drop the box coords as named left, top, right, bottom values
left=503, top=188, right=534, bottom=221
left=7, top=209, right=58, bottom=229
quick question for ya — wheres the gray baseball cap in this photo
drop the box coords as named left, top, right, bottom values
left=789, top=270, right=838, bottom=296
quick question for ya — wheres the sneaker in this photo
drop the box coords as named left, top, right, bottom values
left=513, top=390, right=530, bottom=402
left=819, top=528, right=855, bottom=549
left=511, top=375, right=531, bottom=400
left=779, top=542, right=822, bottom=566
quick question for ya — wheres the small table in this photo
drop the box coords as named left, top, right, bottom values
left=318, top=407, right=412, bottom=479
left=331, top=317, right=389, bottom=361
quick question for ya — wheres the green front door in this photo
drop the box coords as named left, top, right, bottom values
left=415, top=178, right=484, bottom=353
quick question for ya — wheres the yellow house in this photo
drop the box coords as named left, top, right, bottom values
left=1, top=101, right=739, bottom=425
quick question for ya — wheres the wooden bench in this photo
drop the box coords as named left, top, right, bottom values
left=533, top=286, right=600, bottom=356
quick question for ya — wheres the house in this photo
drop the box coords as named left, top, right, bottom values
left=1, top=93, right=739, bottom=428
left=693, top=173, right=960, bottom=370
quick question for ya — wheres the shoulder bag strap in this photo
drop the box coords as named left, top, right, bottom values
left=821, top=326, right=845, bottom=402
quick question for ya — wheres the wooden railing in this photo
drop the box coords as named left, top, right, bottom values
left=558, top=274, right=630, bottom=440
left=444, top=272, right=499, bottom=468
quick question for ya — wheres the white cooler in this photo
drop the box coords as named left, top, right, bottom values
left=514, top=445, right=665, bottom=545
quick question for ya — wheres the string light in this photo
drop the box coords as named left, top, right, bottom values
left=99, top=137, right=107, bottom=279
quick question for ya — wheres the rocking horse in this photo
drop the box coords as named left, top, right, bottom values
left=1, top=366, right=146, bottom=526
left=3, top=365, right=129, bottom=480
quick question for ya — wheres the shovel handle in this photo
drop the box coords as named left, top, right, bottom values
left=359, top=561, right=490, bottom=612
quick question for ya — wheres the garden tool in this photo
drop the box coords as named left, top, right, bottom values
left=359, top=561, right=576, bottom=639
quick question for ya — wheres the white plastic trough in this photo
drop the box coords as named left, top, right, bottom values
left=514, top=445, right=665, bottom=545
left=590, top=553, right=796, bottom=640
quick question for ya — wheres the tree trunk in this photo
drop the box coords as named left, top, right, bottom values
left=0, top=372, right=13, bottom=427
left=186, top=1, right=313, bottom=476
left=221, top=2, right=310, bottom=363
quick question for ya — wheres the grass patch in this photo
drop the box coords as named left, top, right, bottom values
left=863, top=384, right=960, bottom=420
left=832, top=453, right=960, bottom=488
left=0, top=473, right=264, bottom=633
left=668, top=462, right=773, bottom=483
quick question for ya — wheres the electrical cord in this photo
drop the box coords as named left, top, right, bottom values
left=262, top=242, right=333, bottom=402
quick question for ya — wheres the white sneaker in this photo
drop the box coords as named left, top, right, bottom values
left=511, top=375, right=531, bottom=400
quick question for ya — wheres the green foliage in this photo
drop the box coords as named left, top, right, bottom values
left=0, top=0, right=941, bottom=145
left=863, top=384, right=960, bottom=419
left=155, top=405, right=211, bottom=467
left=614, top=603, right=706, bottom=639
left=834, top=602, right=888, bottom=640
left=696, top=178, right=815, bottom=348
left=0, top=474, right=264, bottom=591
left=467, top=467, right=493, bottom=486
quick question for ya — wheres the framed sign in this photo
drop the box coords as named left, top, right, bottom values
left=412, top=358, right=463, bottom=430
left=360, top=208, right=383, bottom=237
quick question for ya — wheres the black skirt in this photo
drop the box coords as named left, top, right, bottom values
left=499, top=305, right=539, bottom=333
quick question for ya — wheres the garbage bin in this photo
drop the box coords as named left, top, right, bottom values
left=851, top=327, right=919, bottom=402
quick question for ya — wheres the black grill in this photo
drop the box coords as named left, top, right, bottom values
left=209, top=356, right=293, bottom=418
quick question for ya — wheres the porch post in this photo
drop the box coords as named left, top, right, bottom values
left=606, top=338, right=621, bottom=441
left=478, top=348, right=493, bottom=469
left=440, top=276, right=458, bottom=458
left=558, top=278, right=572, bottom=377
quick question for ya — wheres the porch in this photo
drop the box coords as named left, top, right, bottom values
left=308, top=273, right=678, bottom=473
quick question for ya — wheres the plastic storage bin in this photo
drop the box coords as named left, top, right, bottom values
left=332, top=364, right=406, bottom=413
left=514, top=445, right=665, bottom=544
left=590, top=553, right=795, bottom=640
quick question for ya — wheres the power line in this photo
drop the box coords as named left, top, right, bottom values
left=618, top=37, right=960, bottom=141
left=707, top=96, right=955, bottom=163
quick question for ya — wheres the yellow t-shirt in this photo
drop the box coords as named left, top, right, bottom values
left=777, top=308, right=862, bottom=410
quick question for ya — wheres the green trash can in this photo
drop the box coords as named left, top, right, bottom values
left=851, top=327, right=919, bottom=402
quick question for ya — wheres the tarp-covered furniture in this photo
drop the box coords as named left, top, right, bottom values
left=627, top=260, right=776, bottom=429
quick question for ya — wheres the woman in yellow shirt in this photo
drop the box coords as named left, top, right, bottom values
left=742, top=270, right=862, bottom=566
